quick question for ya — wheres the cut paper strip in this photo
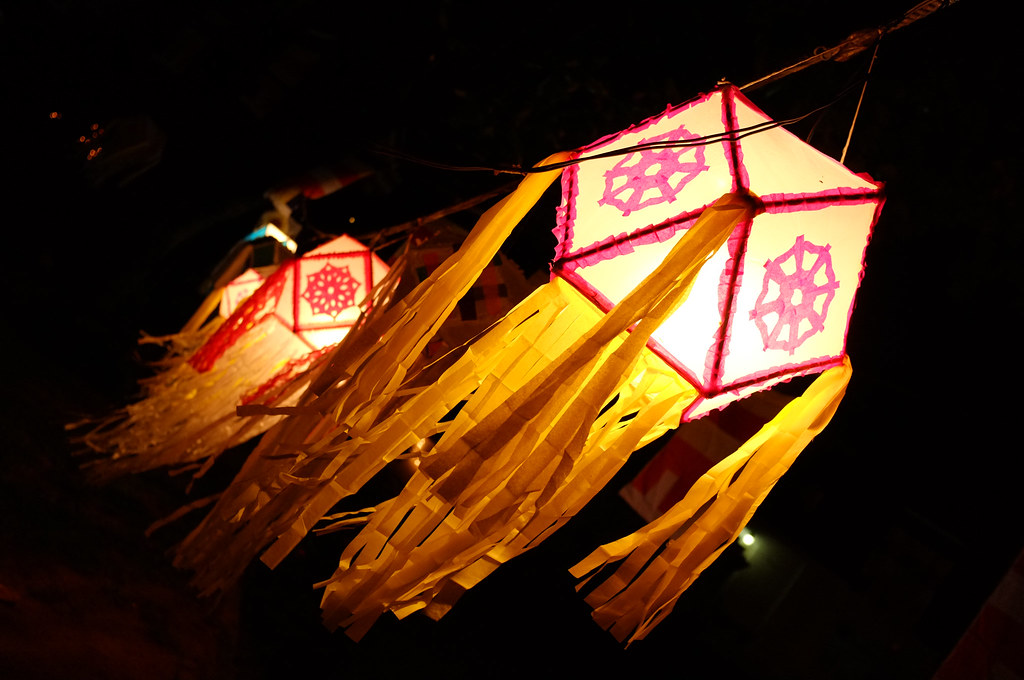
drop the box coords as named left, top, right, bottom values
left=571, top=357, right=853, bottom=645
left=620, top=387, right=793, bottom=523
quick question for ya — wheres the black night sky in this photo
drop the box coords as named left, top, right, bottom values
left=2, top=2, right=1021, bottom=679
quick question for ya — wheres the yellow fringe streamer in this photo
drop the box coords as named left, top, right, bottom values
left=174, top=154, right=572, bottom=592
left=174, top=192, right=754, bottom=638
left=309, top=193, right=757, bottom=639
left=569, top=355, right=852, bottom=645
left=73, top=317, right=315, bottom=482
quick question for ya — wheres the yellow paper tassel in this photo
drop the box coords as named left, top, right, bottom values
left=174, top=155, right=572, bottom=593
left=569, top=355, right=852, bottom=645
left=309, top=193, right=757, bottom=638
left=73, top=317, right=316, bottom=482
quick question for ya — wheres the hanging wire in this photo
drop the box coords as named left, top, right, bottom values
left=372, top=0, right=955, bottom=178
left=373, top=79, right=864, bottom=177
left=740, top=0, right=954, bottom=92
left=361, top=183, right=518, bottom=251
left=840, top=40, right=882, bottom=165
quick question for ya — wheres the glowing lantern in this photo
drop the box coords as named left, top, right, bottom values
left=191, top=233, right=389, bottom=372
left=553, top=84, right=883, bottom=419
left=74, top=233, right=391, bottom=482
left=172, top=84, right=879, bottom=643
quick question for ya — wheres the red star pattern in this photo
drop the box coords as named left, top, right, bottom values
left=301, top=263, right=361, bottom=319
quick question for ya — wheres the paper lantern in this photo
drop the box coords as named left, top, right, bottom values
left=156, top=219, right=296, bottom=351
left=553, top=84, right=883, bottom=420
left=172, top=84, right=879, bottom=643
left=242, top=222, right=298, bottom=254
left=73, top=233, right=391, bottom=482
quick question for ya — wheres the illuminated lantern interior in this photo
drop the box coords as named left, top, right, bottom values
left=553, top=84, right=884, bottom=419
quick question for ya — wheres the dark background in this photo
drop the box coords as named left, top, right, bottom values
left=2, top=1, right=1020, bottom=678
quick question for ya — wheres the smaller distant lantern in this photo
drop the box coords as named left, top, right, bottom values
left=191, top=234, right=389, bottom=371
left=75, top=233, right=389, bottom=481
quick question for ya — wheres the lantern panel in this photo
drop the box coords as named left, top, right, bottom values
left=731, top=96, right=880, bottom=199
left=719, top=203, right=877, bottom=387
left=556, top=95, right=732, bottom=268
left=557, top=236, right=729, bottom=392
left=294, top=254, right=371, bottom=329
left=219, top=268, right=268, bottom=318
left=265, top=234, right=388, bottom=350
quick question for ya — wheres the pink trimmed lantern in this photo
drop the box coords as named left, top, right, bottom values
left=74, top=233, right=390, bottom=480
left=191, top=234, right=388, bottom=372
left=553, top=84, right=884, bottom=420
